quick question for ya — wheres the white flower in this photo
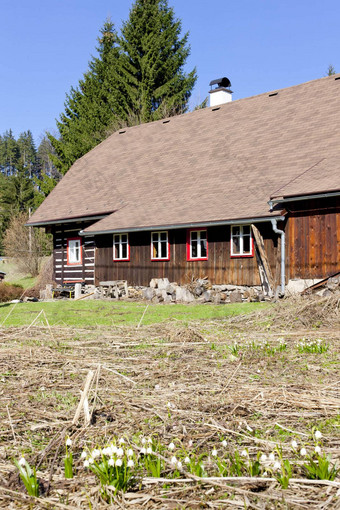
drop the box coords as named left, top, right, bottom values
left=127, top=459, right=134, bottom=468
left=211, top=449, right=218, bottom=457
left=140, top=447, right=146, bottom=455
left=291, top=440, right=298, bottom=449
left=241, top=449, right=248, bottom=457
left=83, top=460, right=90, bottom=468
left=315, top=430, right=322, bottom=440
left=222, top=440, right=227, bottom=447
left=108, top=458, right=115, bottom=466
left=81, top=451, right=87, bottom=459
left=116, top=448, right=124, bottom=457
left=169, top=442, right=175, bottom=451
left=146, top=447, right=152, bottom=455
left=92, top=449, right=101, bottom=459
left=260, top=454, right=267, bottom=463
left=18, top=457, right=26, bottom=467
left=119, top=438, right=125, bottom=444
left=116, top=458, right=123, bottom=467
left=300, top=448, right=307, bottom=456
left=88, top=457, right=94, bottom=464
left=147, top=438, right=152, bottom=443
left=66, top=438, right=72, bottom=447
left=273, top=461, right=281, bottom=471
left=188, top=440, right=193, bottom=448
left=269, top=452, right=275, bottom=462
left=177, top=461, right=182, bottom=469
left=102, top=447, right=112, bottom=456
left=141, top=438, right=146, bottom=445
left=246, top=425, right=253, bottom=432
left=127, top=448, right=134, bottom=457
left=184, top=456, right=190, bottom=464
left=315, top=445, right=322, bottom=454
left=167, top=401, right=172, bottom=408
left=111, top=445, right=117, bottom=454
left=170, top=456, right=177, bottom=465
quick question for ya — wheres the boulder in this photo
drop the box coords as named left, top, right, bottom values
left=229, top=290, right=243, bottom=303
left=157, top=278, right=170, bottom=290
left=143, top=287, right=156, bottom=300
left=202, top=290, right=212, bottom=302
left=165, top=283, right=177, bottom=294
left=175, top=286, right=195, bottom=303
left=149, top=278, right=158, bottom=289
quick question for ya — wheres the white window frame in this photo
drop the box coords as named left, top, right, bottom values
left=113, top=233, right=130, bottom=261
left=151, top=231, right=169, bottom=260
left=230, top=225, right=253, bottom=257
left=187, top=229, right=208, bottom=260
left=67, top=238, right=82, bottom=265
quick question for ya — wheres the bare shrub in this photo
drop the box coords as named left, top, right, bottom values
left=3, top=212, right=52, bottom=276
left=0, top=282, right=23, bottom=302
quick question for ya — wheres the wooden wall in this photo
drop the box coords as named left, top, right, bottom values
left=287, top=197, right=340, bottom=279
left=94, top=223, right=279, bottom=287
left=52, top=222, right=95, bottom=284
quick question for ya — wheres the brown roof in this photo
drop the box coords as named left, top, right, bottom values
left=28, top=74, right=340, bottom=232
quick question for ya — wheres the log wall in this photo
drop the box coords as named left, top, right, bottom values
left=287, top=197, right=340, bottom=279
left=94, top=223, right=279, bottom=287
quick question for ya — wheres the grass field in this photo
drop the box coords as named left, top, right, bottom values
left=0, top=300, right=268, bottom=327
left=0, top=295, right=339, bottom=509
left=0, top=260, right=37, bottom=289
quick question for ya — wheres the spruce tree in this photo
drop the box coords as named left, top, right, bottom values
left=119, top=0, right=196, bottom=123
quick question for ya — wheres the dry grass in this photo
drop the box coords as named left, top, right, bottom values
left=0, top=295, right=339, bottom=509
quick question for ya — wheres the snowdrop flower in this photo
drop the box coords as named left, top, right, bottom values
left=119, top=437, right=125, bottom=444
left=102, top=447, right=112, bottom=456
left=140, top=447, right=146, bottom=455
left=169, top=442, right=175, bottom=451
left=315, top=430, right=322, bottom=440
left=260, top=454, right=267, bottom=463
left=146, top=447, right=153, bottom=455
left=300, top=448, right=307, bottom=456
left=92, top=449, right=101, bottom=459
left=83, top=460, right=90, bottom=468
left=167, top=402, right=172, bottom=408
left=315, top=445, right=322, bottom=454
left=88, top=457, right=94, bottom=464
left=241, top=450, right=248, bottom=457
left=66, top=438, right=72, bottom=447
left=147, top=438, right=152, bottom=443
left=141, top=438, right=147, bottom=445
left=116, top=458, right=123, bottom=467
left=291, top=440, right=298, bottom=449
left=108, top=458, right=115, bottom=467
left=188, top=440, right=193, bottom=448
left=269, top=452, right=275, bottom=462
left=127, top=448, right=134, bottom=457
left=127, top=459, right=134, bottom=468
left=246, top=425, right=253, bottom=432
left=170, top=456, right=177, bottom=465
left=222, top=440, right=227, bottom=447
left=116, top=448, right=124, bottom=457
left=111, top=445, right=117, bottom=454
left=184, top=456, right=190, bottom=464
left=81, top=451, right=87, bottom=459
left=177, top=461, right=182, bottom=469
left=18, top=457, right=26, bottom=467
left=211, top=449, right=218, bottom=457
left=273, top=461, right=281, bottom=471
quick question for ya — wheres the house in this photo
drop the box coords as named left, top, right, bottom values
left=27, top=74, right=340, bottom=295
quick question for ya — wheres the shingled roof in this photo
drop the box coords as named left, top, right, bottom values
left=28, top=74, right=340, bottom=232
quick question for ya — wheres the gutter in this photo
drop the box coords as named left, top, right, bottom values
left=271, top=219, right=285, bottom=296
left=78, top=215, right=285, bottom=236
left=268, top=190, right=340, bottom=210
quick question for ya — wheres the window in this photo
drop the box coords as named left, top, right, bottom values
left=187, top=229, right=208, bottom=261
left=230, top=225, right=253, bottom=257
left=113, top=234, right=130, bottom=261
left=151, top=231, right=169, bottom=260
left=67, top=238, right=82, bottom=265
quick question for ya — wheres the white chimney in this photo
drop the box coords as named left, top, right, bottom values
left=209, top=77, right=233, bottom=107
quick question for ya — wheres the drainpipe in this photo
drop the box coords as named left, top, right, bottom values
left=271, top=219, right=285, bottom=296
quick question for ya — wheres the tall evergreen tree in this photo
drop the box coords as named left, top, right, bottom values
left=119, top=0, right=196, bottom=123
left=17, top=130, right=37, bottom=178
left=0, top=130, right=20, bottom=176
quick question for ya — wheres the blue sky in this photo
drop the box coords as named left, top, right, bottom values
left=1, top=0, right=339, bottom=145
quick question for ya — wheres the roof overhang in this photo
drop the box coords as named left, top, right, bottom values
left=79, top=215, right=285, bottom=236
left=26, top=213, right=111, bottom=228
left=268, top=190, right=340, bottom=211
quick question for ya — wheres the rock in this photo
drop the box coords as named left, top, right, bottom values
left=162, top=292, right=172, bottom=303
left=40, top=290, right=46, bottom=300
left=327, top=277, right=340, bottom=291
left=244, top=287, right=259, bottom=302
left=220, top=293, right=227, bottom=301
left=229, top=290, right=243, bottom=303
left=157, top=278, right=170, bottom=290
left=212, top=285, right=228, bottom=292
left=225, top=285, right=237, bottom=291
left=165, top=283, right=177, bottom=294
left=202, top=290, right=212, bottom=302
left=143, top=287, right=156, bottom=300
left=149, top=278, right=158, bottom=289
left=212, top=293, right=221, bottom=304
left=175, top=286, right=195, bottom=303
left=45, top=284, right=53, bottom=299
left=193, top=285, right=203, bottom=296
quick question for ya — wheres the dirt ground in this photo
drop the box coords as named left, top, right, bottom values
left=0, top=295, right=339, bottom=509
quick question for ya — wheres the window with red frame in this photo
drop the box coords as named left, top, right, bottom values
left=113, top=233, right=129, bottom=261
left=151, top=231, right=169, bottom=260
left=187, top=229, right=208, bottom=261
left=230, top=225, right=253, bottom=257
left=67, top=238, right=82, bottom=265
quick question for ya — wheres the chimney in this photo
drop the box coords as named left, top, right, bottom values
left=209, top=77, right=233, bottom=107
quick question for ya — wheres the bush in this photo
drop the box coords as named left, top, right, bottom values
left=0, top=282, right=24, bottom=302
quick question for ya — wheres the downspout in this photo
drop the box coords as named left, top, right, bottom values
left=271, top=219, right=285, bottom=296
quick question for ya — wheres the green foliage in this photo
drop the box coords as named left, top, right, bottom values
left=297, top=338, right=329, bottom=354
left=303, top=454, right=339, bottom=480
left=14, top=458, right=39, bottom=497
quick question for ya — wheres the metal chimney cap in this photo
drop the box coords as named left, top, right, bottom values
left=209, top=77, right=231, bottom=88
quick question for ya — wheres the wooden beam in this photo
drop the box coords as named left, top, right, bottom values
left=251, top=224, right=275, bottom=297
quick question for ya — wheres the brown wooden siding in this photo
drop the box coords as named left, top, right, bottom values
left=287, top=197, right=340, bottom=279
left=53, top=222, right=95, bottom=284
left=94, top=223, right=278, bottom=286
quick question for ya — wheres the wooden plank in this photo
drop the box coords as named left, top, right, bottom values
left=251, top=224, right=275, bottom=296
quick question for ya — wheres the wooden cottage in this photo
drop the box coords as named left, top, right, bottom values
left=27, top=74, right=340, bottom=295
